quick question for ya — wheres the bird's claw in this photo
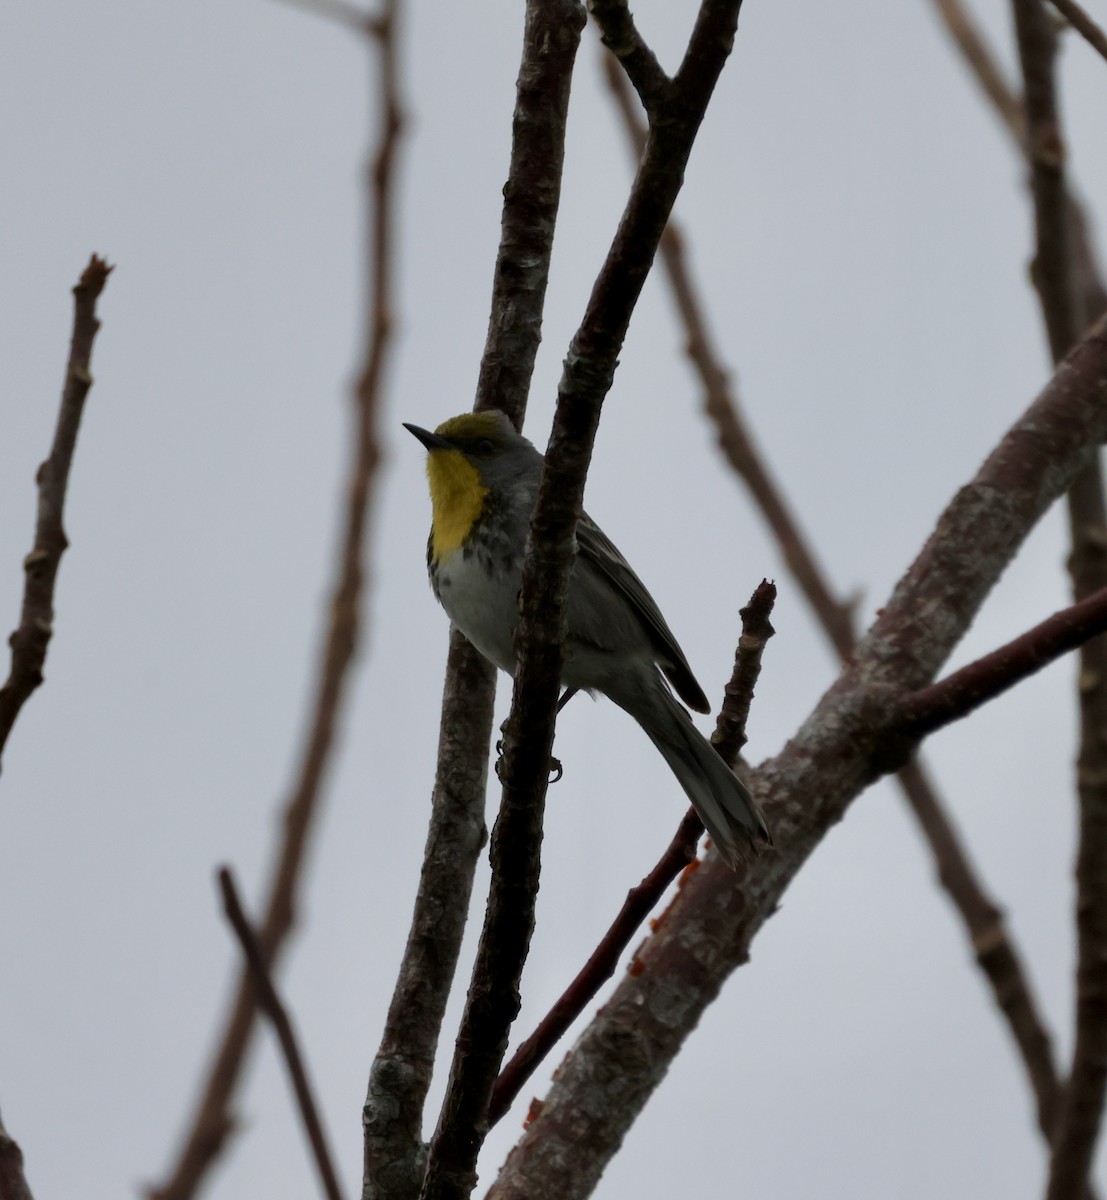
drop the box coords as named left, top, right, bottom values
left=493, top=750, right=564, bottom=784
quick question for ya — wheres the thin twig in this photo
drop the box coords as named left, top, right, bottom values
left=1047, top=0, right=1107, bottom=62
left=712, top=580, right=777, bottom=760
left=148, top=11, right=402, bottom=1200
left=0, top=1110, right=34, bottom=1200
left=587, top=0, right=670, bottom=117
left=489, top=580, right=776, bottom=1124
left=218, top=868, right=346, bottom=1200
left=926, top=0, right=1027, bottom=143
left=927, top=0, right=1107, bottom=332
left=896, top=584, right=1107, bottom=741
left=603, top=46, right=1073, bottom=1153
left=0, top=255, right=112, bottom=772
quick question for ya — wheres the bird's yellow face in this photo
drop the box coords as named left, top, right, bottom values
left=423, top=413, right=500, bottom=561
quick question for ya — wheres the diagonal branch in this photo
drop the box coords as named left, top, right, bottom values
left=488, top=580, right=777, bottom=1124
left=587, top=0, right=671, bottom=117
left=0, top=254, right=112, bottom=773
left=928, top=0, right=1027, bottom=142
left=1047, top=0, right=1107, bottom=63
left=487, top=313, right=1107, bottom=1200
left=603, top=46, right=1073, bottom=1154
left=896, top=584, right=1107, bottom=741
left=218, top=868, right=346, bottom=1200
left=149, top=11, right=403, bottom=1200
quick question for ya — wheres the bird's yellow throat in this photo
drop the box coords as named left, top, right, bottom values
left=426, top=449, right=489, bottom=561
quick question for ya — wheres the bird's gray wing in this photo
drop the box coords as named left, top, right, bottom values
left=575, top=513, right=711, bottom=713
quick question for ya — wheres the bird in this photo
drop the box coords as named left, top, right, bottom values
left=404, top=409, right=771, bottom=867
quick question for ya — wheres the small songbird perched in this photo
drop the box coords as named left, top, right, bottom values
left=404, top=410, right=771, bottom=867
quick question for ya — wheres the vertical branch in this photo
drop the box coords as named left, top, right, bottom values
left=421, top=3, right=751, bottom=1197
left=362, top=631, right=495, bottom=1200
left=414, top=6, right=588, bottom=1195
left=1010, top=3, right=1107, bottom=1194
left=363, top=0, right=586, bottom=1195
left=0, top=254, right=112, bottom=771
left=1046, top=0, right=1107, bottom=64
left=148, top=8, right=403, bottom=1199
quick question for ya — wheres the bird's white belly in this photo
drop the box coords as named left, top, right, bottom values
left=434, top=548, right=520, bottom=675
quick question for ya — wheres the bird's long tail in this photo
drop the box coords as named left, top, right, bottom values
left=615, top=673, right=771, bottom=869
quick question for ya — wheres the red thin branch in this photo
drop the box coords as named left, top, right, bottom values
left=218, top=868, right=346, bottom=1200
left=489, top=580, right=776, bottom=1123
left=0, top=255, right=112, bottom=771
left=148, top=10, right=401, bottom=1199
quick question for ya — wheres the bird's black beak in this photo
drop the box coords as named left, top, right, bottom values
left=403, top=422, right=455, bottom=452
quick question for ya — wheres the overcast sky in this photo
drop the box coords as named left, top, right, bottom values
left=3, top=1, right=1107, bottom=1198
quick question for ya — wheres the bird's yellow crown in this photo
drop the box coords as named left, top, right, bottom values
left=424, top=413, right=502, bottom=561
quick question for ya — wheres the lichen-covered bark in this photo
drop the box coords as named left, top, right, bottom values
left=489, top=312, right=1107, bottom=1200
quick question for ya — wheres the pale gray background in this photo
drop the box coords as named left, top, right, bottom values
left=3, top=1, right=1107, bottom=1197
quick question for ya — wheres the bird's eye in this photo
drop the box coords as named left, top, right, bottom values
left=477, top=438, right=495, bottom=454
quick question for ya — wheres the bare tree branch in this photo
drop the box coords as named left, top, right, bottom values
left=603, top=45, right=1075, bottom=1157
left=488, top=580, right=776, bottom=1124
left=1047, top=0, right=1107, bottom=63
left=895, top=584, right=1107, bottom=739
left=588, top=0, right=670, bottom=117
left=1010, top=4, right=1107, bottom=1193
left=0, top=254, right=112, bottom=772
left=488, top=313, right=1107, bottom=1200
left=1013, top=0, right=1082, bottom=358
left=420, top=3, right=752, bottom=1197
left=927, top=0, right=1027, bottom=142
left=415, top=1, right=590, bottom=1187
left=921, top=0, right=1107, bottom=1175
left=927, top=0, right=1107, bottom=331
left=361, top=1, right=589, bottom=1196
left=148, top=10, right=403, bottom=1199
left=0, top=1110, right=34, bottom=1200
left=362, top=632, right=496, bottom=1200
left=218, top=868, right=346, bottom=1200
